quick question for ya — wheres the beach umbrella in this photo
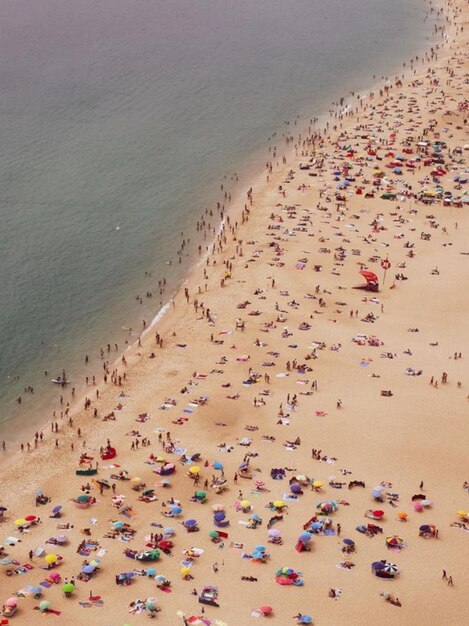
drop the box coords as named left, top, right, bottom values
left=312, top=480, right=323, bottom=489
left=113, top=521, right=124, bottom=528
left=52, top=505, right=62, bottom=514
left=5, top=598, right=17, bottom=607
left=180, top=567, right=191, bottom=577
left=311, top=521, right=323, bottom=531
left=318, top=502, right=336, bottom=514
left=372, top=510, right=384, bottom=518
left=39, top=600, right=50, bottom=612
left=386, top=535, right=404, bottom=547
left=214, top=512, right=226, bottom=522
left=273, top=500, right=285, bottom=509
left=383, top=562, right=399, bottom=575
left=171, top=506, right=182, bottom=515
left=414, top=502, right=423, bottom=512
left=62, top=582, right=75, bottom=594
left=298, top=616, right=313, bottom=624
left=240, top=500, right=251, bottom=509
left=184, top=519, right=197, bottom=527
left=290, top=484, right=302, bottom=494
left=295, top=475, right=307, bottom=482
left=213, top=461, right=224, bottom=470
left=371, top=488, right=385, bottom=498
left=260, top=606, right=273, bottom=615
left=255, top=545, right=266, bottom=552
left=146, top=550, right=160, bottom=560
left=251, top=514, right=261, bottom=522
left=28, top=585, right=42, bottom=597
left=268, top=529, right=281, bottom=537
left=343, top=538, right=355, bottom=546
left=55, top=535, right=68, bottom=544
left=299, top=532, right=312, bottom=542
left=212, top=504, right=225, bottom=512
left=189, top=466, right=201, bottom=475
left=15, top=518, right=27, bottom=526
left=49, top=572, right=61, bottom=582
left=82, top=564, right=95, bottom=574
left=195, top=491, right=207, bottom=500
left=419, top=525, right=431, bottom=533
left=457, top=510, right=468, bottom=517
left=146, top=568, right=157, bottom=576
left=163, top=527, right=175, bottom=536
left=89, top=559, right=100, bottom=567
left=25, top=515, right=37, bottom=522
left=76, top=495, right=90, bottom=503
left=209, top=531, right=220, bottom=539
left=45, top=554, right=57, bottom=564
left=397, top=512, right=408, bottom=520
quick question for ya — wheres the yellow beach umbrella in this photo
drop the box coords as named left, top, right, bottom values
left=240, top=500, right=250, bottom=509
left=189, top=466, right=200, bottom=475
left=45, top=554, right=57, bottom=564
left=180, top=567, right=191, bottom=577
left=273, top=500, right=285, bottom=509
left=312, top=480, right=323, bottom=489
left=457, top=510, right=467, bottom=517
left=15, top=518, right=27, bottom=526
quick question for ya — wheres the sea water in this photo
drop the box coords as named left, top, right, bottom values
left=0, top=0, right=437, bottom=438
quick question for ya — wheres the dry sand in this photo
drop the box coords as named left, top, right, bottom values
left=1, top=1, right=468, bottom=624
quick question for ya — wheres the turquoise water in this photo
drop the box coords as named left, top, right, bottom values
left=0, top=0, right=437, bottom=436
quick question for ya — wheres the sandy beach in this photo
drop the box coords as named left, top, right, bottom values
left=1, top=1, right=468, bottom=624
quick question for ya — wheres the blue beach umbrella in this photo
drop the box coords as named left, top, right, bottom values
left=171, top=506, right=182, bottom=515
left=299, top=532, right=312, bottom=542
left=184, top=519, right=197, bottom=527
left=82, top=564, right=95, bottom=574
left=146, top=568, right=156, bottom=576
left=213, top=461, right=224, bottom=470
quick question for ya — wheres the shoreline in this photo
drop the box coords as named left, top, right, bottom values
left=1, top=1, right=468, bottom=624
left=0, top=0, right=444, bottom=459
